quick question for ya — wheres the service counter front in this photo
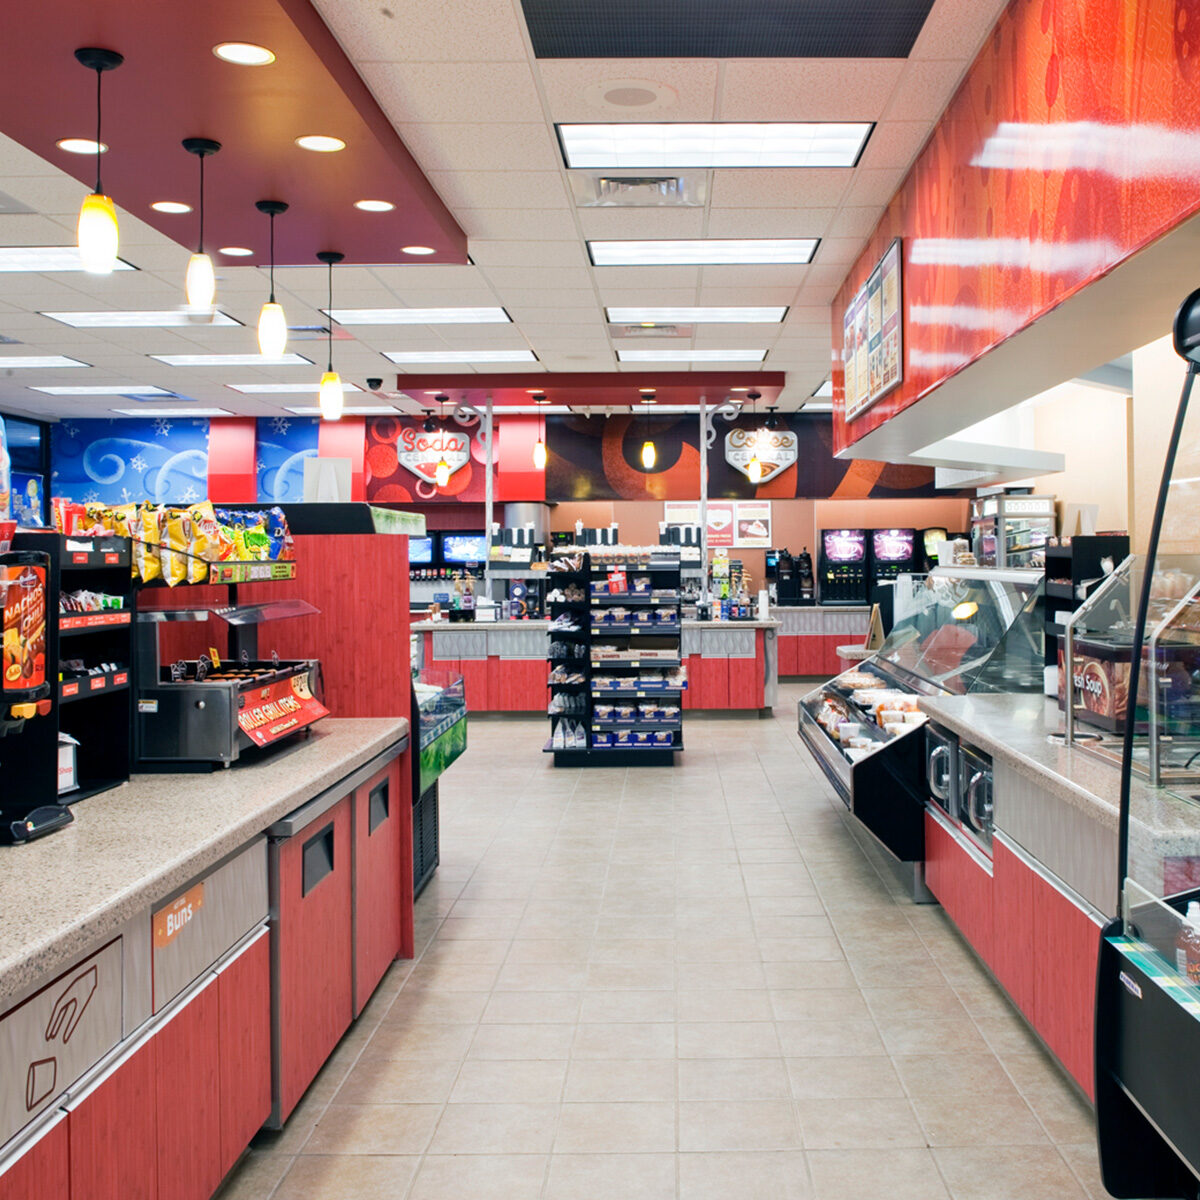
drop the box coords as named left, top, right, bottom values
left=414, top=618, right=780, bottom=713
left=912, top=693, right=1200, bottom=1101
left=0, top=719, right=410, bottom=1200
left=772, top=605, right=871, bottom=677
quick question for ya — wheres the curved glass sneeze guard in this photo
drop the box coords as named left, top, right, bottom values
left=877, top=570, right=1046, bottom=695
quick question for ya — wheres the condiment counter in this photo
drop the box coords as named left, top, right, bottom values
left=414, top=617, right=781, bottom=713
left=0, top=718, right=411, bottom=1199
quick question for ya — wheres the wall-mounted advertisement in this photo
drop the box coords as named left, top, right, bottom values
left=664, top=499, right=771, bottom=548
left=843, top=237, right=903, bottom=421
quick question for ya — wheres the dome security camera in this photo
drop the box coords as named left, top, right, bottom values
left=366, top=376, right=383, bottom=391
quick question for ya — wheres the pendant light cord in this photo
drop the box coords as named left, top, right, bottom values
left=327, top=260, right=333, bottom=372
left=94, top=68, right=103, bottom=194
left=268, top=213, right=276, bottom=303
left=197, top=154, right=205, bottom=253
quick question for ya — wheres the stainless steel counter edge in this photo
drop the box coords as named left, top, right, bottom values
left=0, top=717, right=408, bottom=1013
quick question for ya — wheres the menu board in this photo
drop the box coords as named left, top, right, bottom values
left=665, top=500, right=772, bottom=549
left=842, top=237, right=903, bottom=421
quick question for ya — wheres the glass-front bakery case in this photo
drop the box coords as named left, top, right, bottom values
left=410, top=667, right=466, bottom=895
left=970, top=494, right=1056, bottom=568
left=798, top=567, right=1044, bottom=869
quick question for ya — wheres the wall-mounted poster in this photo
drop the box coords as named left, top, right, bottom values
left=843, top=237, right=903, bottom=421
left=664, top=499, right=771, bottom=549
left=256, top=416, right=319, bottom=504
left=734, top=501, right=772, bottom=548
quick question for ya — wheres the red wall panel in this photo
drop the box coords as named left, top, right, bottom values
left=834, top=0, right=1200, bottom=454
left=207, top=419, right=258, bottom=502
left=0, top=1115, right=69, bottom=1200
left=317, top=417, right=367, bottom=500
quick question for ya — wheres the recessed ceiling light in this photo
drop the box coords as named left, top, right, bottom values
left=0, top=355, right=89, bottom=368
left=151, top=200, right=192, bottom=214
left=617, top=349, right=767, bottom=363
left=811, top=379, right=833, bottom=398
left=558, top=122, right=872, bottom=169
left=112, top=407, right=233, bottom=417
left=151, top=353, right=312, bottom=366
left=324, top=307, right=510, bottom=325
left=401, top=245, right=436, bottom=256
left=606, top=306, right=788, bottom=324
left=296, top=135, right=345, bottom=153
left=283, top=404, right=401, bottom=416
left=590, top=239, right=818, bottom=266
left=213, top=42, right=276, bottom=66
left=42, top=310, right=239, bottom=328
left=226, top=381, right=363, bottom=394
left=0, top=246, right=134, bottom=272
left=218, top=246, right=254, bottom=257
left=384, top=349, right=538, bottom=364
left=32, top=384, right=172, bottom=396
left=730, top=387, right=749, bottom=392
left=57, top=137, right=107, bottom=155
left=354, top=199, right=395, bottom=212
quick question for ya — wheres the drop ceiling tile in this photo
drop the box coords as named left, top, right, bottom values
left=909, top=0, right=1008, bottom=60
left=842, top=166, right=907, bottom=207
left=694, top=286, right=799, bottom=305
left=455, top=209, right=580, bottom=240
left=719, top=59, right=906, bottom=121
left=705, top=208, right=836, bottom=238
left=783, top=305, right=835, bottom=328
left=691, top=327, right=777, bottom=348
left=360, top=61, right=546, bottom=124
left=470, top=240, right=590, bottom=268
left=591, top=266, right=700, bottom=289
left=884, top=59, right=971, bottom=121
left=505, top=309, right=606, bottom=326
left=797, top=279, right=846, bottom=304
left=697, top=264, right=808, bottom=288
left=814, top=236, right=870, bottom=265
left=497, top=288, right=597, bottom=308
left=577, top=208, right=707, bottom=239
left=479, top=265, right=596, bottom=290
left=518, top=324, right=607, bottom=340
left=709, top=169, right=850, bottom=209
left=368, top=264, right=488, bottom=290
left=539, top=59, right=721, bottom=123
left=825, top=206, right=886, bottom=238
left=427, top=170, right=571, bottom=211
left=855, top=121, right=932, bottom=170
left=311, top=0, right=529, bottom=63
left=396, top=124, right=562, bottom=174
left=538, top=351, right=615, bottom=369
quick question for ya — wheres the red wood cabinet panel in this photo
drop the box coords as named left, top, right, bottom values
left=778, top=635, right=800, bottom=676
left=0, top=1114, right=69, bottom=1200
left=522, top=658, right=549, bottom=711
left=66, top=1036, right=156, bottom=1200
left=276, top=795, right=353, bottom=1123
left=923, top=811, right=952, bottom=909
left=1031, top=873, right=1101, bottom=1099
left=354, top=761, right=404, bottom=1016
left=991, top=841, right=1036, bottom=1019
left=823, top=634, right=847, bottom=676
left=727, top=655, right=762, bottom=710
left=156, top=979, right=221, bottom=1200
left=217, top=933, right=272, bottom=1176
left=924, top=812, right=994, bottom=965
left=700, top=658, right=730, bottom=709
left=681, top=655, right=701, bottom=709
left=485, top=657, right=509, bottom=712
left=457, top=658, right=488, bottom=713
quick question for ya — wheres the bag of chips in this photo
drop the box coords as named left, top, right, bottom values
left=267, top=507, right=294, bottom=561
left=132, top=502, right=162, bottom=584
left=52, top=498, right=85, bottom=534
left=159, top=508, right=191, bottom=587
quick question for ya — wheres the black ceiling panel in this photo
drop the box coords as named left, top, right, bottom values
left=520, top=0, right=937, bottom=59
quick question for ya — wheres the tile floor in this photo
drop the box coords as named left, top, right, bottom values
left=220, top=684, right=1106, bottom=1200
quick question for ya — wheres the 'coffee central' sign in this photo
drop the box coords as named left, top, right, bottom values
left=725, top=427, right=798, bottom=484
left=398, top=428, right=471, bottom=482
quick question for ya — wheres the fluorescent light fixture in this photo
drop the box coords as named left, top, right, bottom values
left=226, top=381, right=362, bottom=394
left=326, top=307, right=510, bottom=326
left=0, top=246, right=134, bottom=272
left=811, top=379, right=833, bottom=398
left=151, top=353, right=312, bottom=366
left=382, top=349, right=538, bottom=364
left=284, top=404, right=401, bottom=416
left=589, top=239, right=818, bottom=266
left=112, top=407, right=233, bottom=417
left=31, top=384, right=173, bottom=396
left=296, top=135, right=345, bottom=153
left=42, top=310, right=240, bottom=328
left=559, top=122, right=872, bottom=169
left=57, top=137, right=107, bottom=155
left=0, top=355, right=88, bottom=368
left=606, top=306, right=787, bottom=324
left=617, top=349, right=767, bottom=363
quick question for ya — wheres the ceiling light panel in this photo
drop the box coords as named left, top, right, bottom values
left=382, top=350, right=539, bottom=363
left=32, top=385, right=174, bottom=396
left=589, top=239, right=818, bottom=266
left=0, top=247, right=134, bottom=272
left=226, top=381, right=363, bottom=394
left=606, top=306, right=787, bottom=324
left=0, top=355, right=88, bottom=368
left=151, top=353, right=312, bottom=366
left=559, top=123, right=872, bottom=169
left=326, top=307, right=511, bottom=325
left=112, top=407, right=233, bottom=417
left=812, top=379, right=834, bottom=397
left=42, top=310, right=240, bottom=328
left=617, top=349, right=767, bottom=362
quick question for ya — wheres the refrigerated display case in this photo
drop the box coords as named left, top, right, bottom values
left=411, top=668, right=466, bottom=895
left=798, top=568, right=1044, bottom=874
left=970, top=494, right=1056, bottom=568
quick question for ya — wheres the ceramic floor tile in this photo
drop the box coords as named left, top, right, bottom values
left=913, top=1092, right=1049, bottom=1147
left=677, top=1150, right=812, bottom=1200
left=273, top=1154, right=420, bottom=1199
left=544, top=1153, right=675, bottom=1200
left=333, top=1058, right=460, bottom=1105
left=933, top=1145, right=1089, bottom=1199
left=408, top=1155, right=548, bottom=1200
left=678, top=1099, right=801, bottom=1152
left=786, top=1056, right=906, bottom=1099
left=807, top=1148, right=951, bottom=1200
left=427, top=1103, right=560, bottom=1155
left=302, top=1104, right=441, bottom=1156
left=572, top=1021, right=677, bottom=1059
left=678, top=1057, right=791, bottom=1101
left=449, top=1059, right=569, bottom=1103
left=554, top=1101, right=676, bottom=1152
left=796, top=1097, right=927, bottom=1150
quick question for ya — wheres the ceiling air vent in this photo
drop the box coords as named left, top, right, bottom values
left=571, top=172, right=707, bottom=208
left=609, top=323, right=693, bottom=339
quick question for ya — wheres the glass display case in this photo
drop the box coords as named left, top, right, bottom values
left=970, top=494, right=1056, bottom=568
left=798, top=567, right=1045, bottom=868
left=413, top=668, right=466, bottom=795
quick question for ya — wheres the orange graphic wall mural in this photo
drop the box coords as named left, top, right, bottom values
left=834, top=0, right=1200, bottom=454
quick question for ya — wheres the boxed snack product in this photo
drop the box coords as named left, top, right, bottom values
left=651, top=730, right=673, bottom=745
left=592, top=731, right=614, bottom=747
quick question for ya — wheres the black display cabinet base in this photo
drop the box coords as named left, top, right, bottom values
left=544, top=743, right=678, bottom=767
left=414, top=781, right=440, bottom=897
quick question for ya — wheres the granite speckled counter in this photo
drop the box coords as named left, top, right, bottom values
left=0, top=717, right=407, bottom=1013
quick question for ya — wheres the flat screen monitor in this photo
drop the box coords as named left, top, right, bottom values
left=765, top=549, right=779, bottom=579
left=442, top=532, right=488, bottom=564
left=822, top=529, right=866, bottom=564
left=923, top=527, right=948, bottom=557
left=872, top=528, right=916, bottom=563
left=410, top=535, right=434, bottom=564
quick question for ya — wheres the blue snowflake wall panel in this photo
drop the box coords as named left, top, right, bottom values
left=51, top=418, right=210, bottom=505
left=256, top=416, right=319, bottom=503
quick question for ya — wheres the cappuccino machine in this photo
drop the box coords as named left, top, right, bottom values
left=869, top=528, right=919, bottom=587
left=818, top=529, right=868, bottom=605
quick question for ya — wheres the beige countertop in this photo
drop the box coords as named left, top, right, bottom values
left=0, top=717, right=408, bottom=1012
left=412, top=618, right=780, bottom=632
